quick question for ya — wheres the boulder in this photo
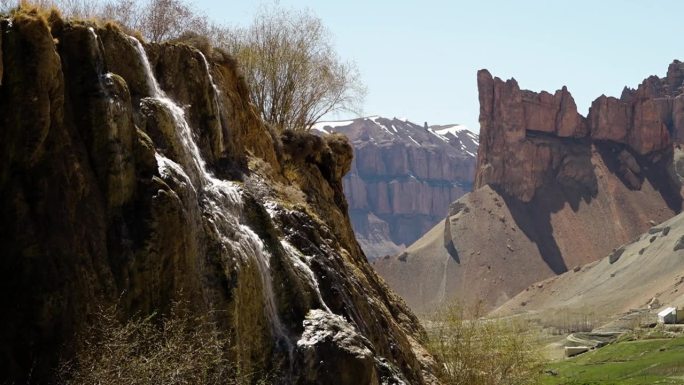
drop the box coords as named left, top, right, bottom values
left=297, top=310, right=381, bottom=385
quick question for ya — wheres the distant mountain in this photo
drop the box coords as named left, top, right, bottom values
left=373, top=65, right=684, bottom=314
left=313, top=116, right=478, bottom=259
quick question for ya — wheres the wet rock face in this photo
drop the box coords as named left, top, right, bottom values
left=297, top=310, right=383, bottom=385
left=0, top=12, right=436, bottom=385
left=476, top=68, right=684, bottom=202
left=0, top=20, right=3, bottom=85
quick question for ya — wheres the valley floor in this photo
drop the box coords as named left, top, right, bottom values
left=543, top=335, right=684, bottom=384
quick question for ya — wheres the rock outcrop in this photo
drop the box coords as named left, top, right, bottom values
left=0, top=9, right=437, bottom=384
left=315, top=117, right=477, bottom=259
left=374, top=65, right=684, bottom=314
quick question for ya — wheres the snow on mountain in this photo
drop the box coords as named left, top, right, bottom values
left=311, top=119, right=356, bottom=133
left=312, top=116, right=479, bottom=157
left=311, top=115, right=478, bottom=260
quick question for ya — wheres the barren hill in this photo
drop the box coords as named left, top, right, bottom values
left=374, top=65, right=684, bottom=314
left=493, top=210, right=684, bottom=320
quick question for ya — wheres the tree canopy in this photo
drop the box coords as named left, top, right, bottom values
left=222, top=8, right=365, bottom=131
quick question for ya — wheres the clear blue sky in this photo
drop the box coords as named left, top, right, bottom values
left=193, top=0, right=684, bottom=133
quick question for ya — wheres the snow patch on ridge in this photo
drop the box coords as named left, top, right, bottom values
left=433, top=124, right=469, bottom=137
left=311, top=119, right=356, bottom=133
left=312, top=117, right=479, bottom=153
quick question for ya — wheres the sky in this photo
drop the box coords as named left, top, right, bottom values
left=193, top=0, right=684, bottom=133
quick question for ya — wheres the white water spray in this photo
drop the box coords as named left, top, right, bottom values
left=197, top=51, right=226, bottom=153
left=281, top=240, right=331, bottom=313
left=130, top=37, right=291, bottom=351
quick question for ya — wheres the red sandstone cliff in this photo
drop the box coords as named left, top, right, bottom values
left=374, top=64, right=684, bottom=313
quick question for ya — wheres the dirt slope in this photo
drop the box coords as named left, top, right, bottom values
left=493, top=211, right=684, bottom=319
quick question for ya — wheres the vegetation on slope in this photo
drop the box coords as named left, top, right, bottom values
left=57, top=303, right=274, bottom=385
left=425, top=303, right=544, bottom=385
left=543, top=335, right=684, bottom=385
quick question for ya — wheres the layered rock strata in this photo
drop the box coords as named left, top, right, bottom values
left=315, top=117, right=477, bottom=259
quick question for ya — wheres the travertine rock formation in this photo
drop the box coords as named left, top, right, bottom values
left=315, top=117, right=477, bottom=259
left=374, top=66, right=684, bottom=314
left=0, top=10, right=437, bottom=384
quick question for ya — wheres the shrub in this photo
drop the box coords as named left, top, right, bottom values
left=57, top=303, right=243, bottom=385
left=426, top=303, right=544, bottom=385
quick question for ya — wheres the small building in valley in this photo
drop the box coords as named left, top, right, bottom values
left=657, top=307, right=684, bottom=324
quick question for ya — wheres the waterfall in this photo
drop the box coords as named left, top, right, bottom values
left=130, top=37, right=291, bottom=352
left=281, top=240, right=331, bottom=313
left=198, top=51, right=226, bottom=152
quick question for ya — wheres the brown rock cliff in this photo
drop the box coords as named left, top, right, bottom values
left=0, top=10, right=437, bottom=385
left=475, top=67, right=684, bottom=202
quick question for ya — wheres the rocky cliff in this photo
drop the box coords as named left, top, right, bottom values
left=314, top=117, right=477, bottom=259
left=0, top=8, right=438, bottom=384
left=475, top=67, right=683, bottom=202
left=374, top=65, right=684, bottom=314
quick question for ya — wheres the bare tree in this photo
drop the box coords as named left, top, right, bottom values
left=98, top=0, right=142, bottom=33
left=224, top=7, right=365, bottom=131
left=140, top=0, right=190, bottom=42
left=57, top=0, right=100, bottom=18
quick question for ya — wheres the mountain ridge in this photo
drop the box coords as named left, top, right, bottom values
left=313, top=115, right=478, bottom=259
left=373, top=63, right=684, bottom=314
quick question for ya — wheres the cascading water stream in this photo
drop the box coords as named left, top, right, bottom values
left=281, top=240, right=332, bottom=313
left=198, top=51, right=226, bottom=152
left=129, top=37, right=292, bottom=355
